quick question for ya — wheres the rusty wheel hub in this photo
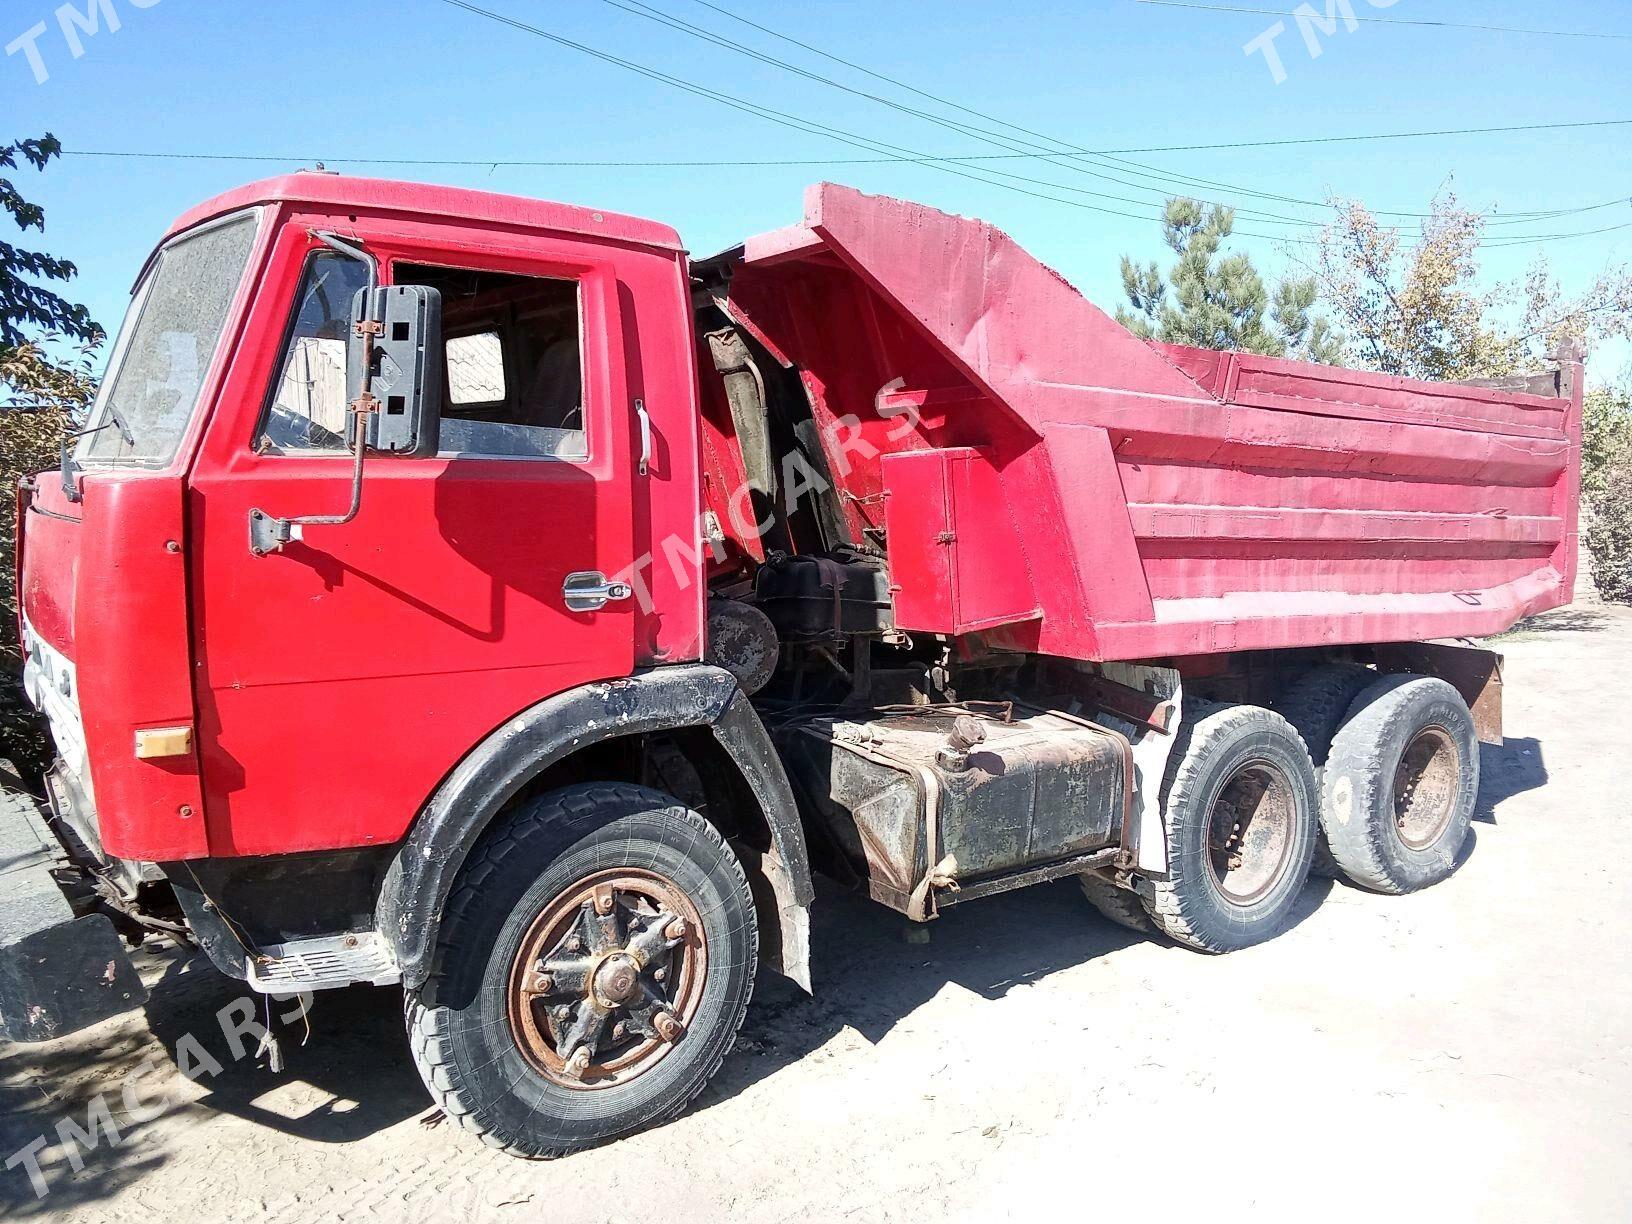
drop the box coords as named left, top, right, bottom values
left=1206, top=759, right=1297, bottom=906
left=1393, top=726, right=1461, bottom=850
left=505, top=869, right=706, bottom=1091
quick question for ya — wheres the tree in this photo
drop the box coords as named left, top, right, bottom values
left=1583, top=381, right=1632, bottom=504
left=2, top=132, right=102, bottom=412
left=1, top=133, right=102, bottom=777
left=1313, top=189, right=1632, bottom=381
left=1587, top=451, right=1632, bottom=604
left=1117, top=198, right=1343, bottom=364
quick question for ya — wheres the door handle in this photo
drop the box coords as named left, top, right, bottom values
left=563, top=571, right=634, bottom=612
left=635, top=399, right=652, bottom=477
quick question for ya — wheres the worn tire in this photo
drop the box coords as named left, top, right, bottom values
left=1321, top=675, right=1479, bottom=895
left=405, top=783, right=758, bottom=1158
left=1145, top=703, right=1319, bottom=953
left=1274, top=664, right=1376, bottom=877
left=1078, top=873, right=1152, bottom=934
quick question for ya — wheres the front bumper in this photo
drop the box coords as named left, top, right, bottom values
left=0, top=784, right=147, bottom=1043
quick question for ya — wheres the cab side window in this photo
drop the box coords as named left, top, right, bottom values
left=256, top=251, right=371, bottom=453
left=395, top=263, right=586, bottom=460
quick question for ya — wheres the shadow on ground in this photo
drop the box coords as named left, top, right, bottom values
left=0, top=730, right=1550, bottom=1214
left=0, top=952, right=429, bottom=1216
left=1476, top=736, right=1547, bottom=825
left=1497, top=608, right=1608, bottom=639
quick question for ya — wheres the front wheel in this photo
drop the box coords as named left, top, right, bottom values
left=406, top=783, right=758, bottom=1157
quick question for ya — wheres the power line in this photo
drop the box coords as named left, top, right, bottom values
left=598, top=0, right=1324, bottom=228
left=431, top=2, right=1632, bottom=246
left=57, top=147, right=1631, bottom=246
left=56, top=146, right=1628, bottom=247
left=56, top=4, right=1632, bottom=250
left=62, top=116, right=1632, bottom=175
left=1484, top=221, right=1632, bottom=249
left=428, top=0, right=1323, bottom=241
left=1102, top=118, right=1632, bottom=154
left=1134, top=1, right=1632, bottom=41
left=652, top=0, right=1619, bottom=225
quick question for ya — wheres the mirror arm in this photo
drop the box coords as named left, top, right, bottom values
left=249, top=402, right=375, bottom=556
left=312, top=231, right=378, bottom=294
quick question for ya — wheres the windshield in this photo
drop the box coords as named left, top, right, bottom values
left=79, top=212, right=260, bottom=467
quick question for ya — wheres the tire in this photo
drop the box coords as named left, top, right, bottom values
left=1078, top=872, right=1152, bottom=934
left=1273, top=664, right=1375, bottom=877
left=1321, top=675, right=1479, bottom=895
left=1144, top=703, right=1319, bottom=953
left=405, top=783, right=758, bottom=1158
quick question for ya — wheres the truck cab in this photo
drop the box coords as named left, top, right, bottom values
left=5, top=174, right=1575, bottom=1158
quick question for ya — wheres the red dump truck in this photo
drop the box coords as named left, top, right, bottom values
left=4, top=175, right=1580, bottom=1156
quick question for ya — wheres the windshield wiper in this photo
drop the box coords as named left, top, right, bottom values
left=104, top=401, right=136, bottom=446
left=58, top=412, right=132, bottom=503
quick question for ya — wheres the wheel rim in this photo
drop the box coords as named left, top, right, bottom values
left=1393, top=726, right=1461, bottom=850
left=1204, top=758, right=1299, bottom=906
left=505, top=868, right=707, bottom=1092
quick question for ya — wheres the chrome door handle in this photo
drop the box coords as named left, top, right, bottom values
left=635, top=398, right=652, bottom=477
left=563, top=571, right=634, bottom=611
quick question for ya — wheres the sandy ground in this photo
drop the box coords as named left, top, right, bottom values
left=3, top=598, right=1630, bottom=1223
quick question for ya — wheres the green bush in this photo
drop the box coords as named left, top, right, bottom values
left=1587, top=453, right=1632, bottom=604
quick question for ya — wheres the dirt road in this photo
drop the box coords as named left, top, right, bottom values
left=4, top=599, right=1630, bottom=1223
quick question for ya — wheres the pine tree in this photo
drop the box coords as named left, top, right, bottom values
left=1117, top=198, right=1342, bottom=364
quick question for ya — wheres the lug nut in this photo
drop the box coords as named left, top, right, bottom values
left=612, top=1021, right=627, bottom=1039
left=665, top=918, right=688, bottom=941
left=653, top=966, right=667, bottom=982
left=565, top=935, right=583, bottom=953
left=594, top=887, right=615, bottom=915
left=653, top=1011, right=682, bottom=1043
left=564, top=1046, right=592, bottom=1080
left=555, top=1005, right=573, bottom=1021
left=532, top=973, right=554, bottom=994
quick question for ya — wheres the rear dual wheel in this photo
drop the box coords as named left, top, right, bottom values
left=1274, top=663, right=1376, bottom=878
left=406, top=784, right=757, bottom=1157
left=1320, top=675, right=1479, bottom=894
left=1144, top=703, right=1320, bottom=953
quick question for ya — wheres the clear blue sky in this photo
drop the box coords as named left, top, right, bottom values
left=7, top=0, right=1631, bottom=379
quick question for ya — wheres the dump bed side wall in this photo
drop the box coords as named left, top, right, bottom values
left=709, top=184, right=1580, bottom=660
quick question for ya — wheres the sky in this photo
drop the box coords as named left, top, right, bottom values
left=6, top=0, right=1631, bottom=381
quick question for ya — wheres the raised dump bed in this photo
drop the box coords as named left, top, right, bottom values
left=707, top=183, right=1582, bottom=661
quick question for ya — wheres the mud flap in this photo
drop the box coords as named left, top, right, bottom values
left=0, top=787, right=147, bottom=1043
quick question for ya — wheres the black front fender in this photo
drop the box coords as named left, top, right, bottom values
left=378, top=664, right=812, bottom=989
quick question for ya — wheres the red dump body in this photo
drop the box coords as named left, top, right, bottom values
left=707, top=184, right=1582, bottom=661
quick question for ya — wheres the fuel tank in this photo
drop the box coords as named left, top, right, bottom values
left=779, top=704, right=1127, bottom=918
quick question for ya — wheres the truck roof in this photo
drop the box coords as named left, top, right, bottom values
left=163, top=172, right=685, bottom=253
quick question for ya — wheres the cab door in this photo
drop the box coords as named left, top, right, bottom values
left=189, top=214, right=637, bottom=856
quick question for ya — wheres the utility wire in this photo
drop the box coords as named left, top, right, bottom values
left=1103, top=118, right=1632, bottom=155
left=435, top=0, right=1629, bottom=249
left=57, top=6, right=1632, bottom=248
left=665, top=0, right=1618, bottom=223
left=58, top=147, right=1631, bottom=246
left=429, top=0, right=1325, bottom=241
left=599, top=0, right=1325, bottom=228
left=1134, top=1, right=1632, bottom=41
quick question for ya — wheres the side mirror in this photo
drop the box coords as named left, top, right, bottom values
left=349, top=285, right=443, bottom=458
left=249, top=282, right=445, bottom=556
